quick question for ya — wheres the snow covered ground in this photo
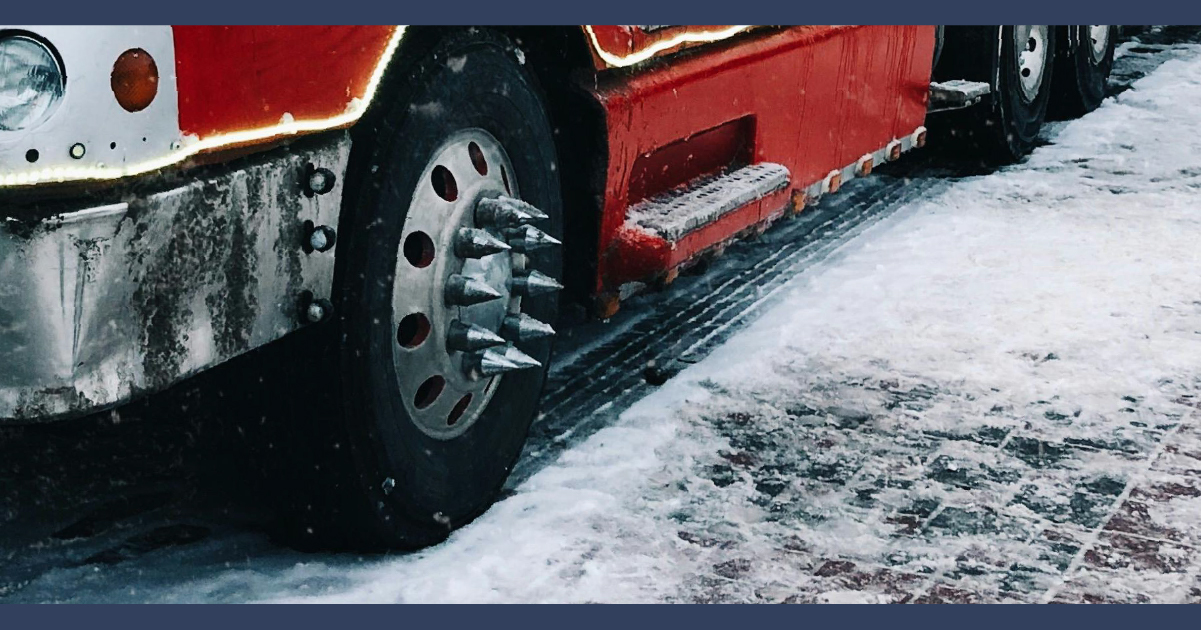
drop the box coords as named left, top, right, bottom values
left=7, top=40, right=1201, bottom=604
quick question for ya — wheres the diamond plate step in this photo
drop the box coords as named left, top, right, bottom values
left=928, top=79, right=991, bottom=113
left=626, top=163, right=791, bottom=241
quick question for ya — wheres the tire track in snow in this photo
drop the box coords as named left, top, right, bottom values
left=518, top=175, right=947, bottom=484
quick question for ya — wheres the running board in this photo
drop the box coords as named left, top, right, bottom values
left=598, top=129, right=925, bottom=318
left=928, top=79, right=991, bottom=113
left=626, top=163, right=790, bottom=241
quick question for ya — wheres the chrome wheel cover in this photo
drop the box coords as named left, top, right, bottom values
left=1089, top=25, right=1111, bottom=65
left=1015, top=25, right=1050, bottom=103
left=391, top=128, right=559, bottom=440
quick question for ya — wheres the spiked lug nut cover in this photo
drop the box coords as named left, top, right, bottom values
left=464, top=347, right=522, bottom=378
left=462, top=344, right=542, bottom=379
left=454, top=227, right=511, bottom=259
left=510, top=270, right=563, bottom=297
left=501, top=345, right=542, bottom=369
left=501, top=313, right=556, bottom=342
left=475, top=195, right=549, bottom=227
left=505, top=224, right=561, bottom=253
left=447, top=320, right=507, bottom=351
left=445, top=274, right=504, bottom=306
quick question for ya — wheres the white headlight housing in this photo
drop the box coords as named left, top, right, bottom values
left=0, top=34, right=65, bottom=132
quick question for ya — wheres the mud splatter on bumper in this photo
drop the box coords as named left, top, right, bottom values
left=0, top=133, right=348, bottom=422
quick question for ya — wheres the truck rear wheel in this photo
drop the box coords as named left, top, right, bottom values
left=273, top=30, right=563, bottom=550
left=1050, top=25, right=1116, bottom=118
left=933, top=26, right=1056, bottom=163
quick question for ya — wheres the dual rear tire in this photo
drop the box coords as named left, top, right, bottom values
left=933, top=25, right=1116, bottom=163
left=1051, top=25, right=1117, bottom=119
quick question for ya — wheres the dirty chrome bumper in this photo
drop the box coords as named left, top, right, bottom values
left=0, top=133, right=348, bottom=422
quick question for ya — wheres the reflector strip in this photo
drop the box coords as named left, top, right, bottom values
left=584, top=25, right=753, bottom=69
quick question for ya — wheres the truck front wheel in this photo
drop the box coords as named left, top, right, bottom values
left=274, top=30, right=564, bottom=550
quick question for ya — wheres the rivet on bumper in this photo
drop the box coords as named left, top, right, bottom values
left=306, top=224, right=337, bottom=253
left=305, top=165, right=337, bottom=196
left=299, top=291, right=334, bottom=324
left=305, top=299, right=333, bottom=323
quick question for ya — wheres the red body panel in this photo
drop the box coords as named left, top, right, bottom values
left=593, top=25, right=935, bottom=294
left=171, top=26, right=395, bottom=139
left=164, top=25, right=934, bottom=302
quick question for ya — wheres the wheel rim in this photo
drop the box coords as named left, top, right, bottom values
left=1088, top=25, right=1110, bottom=64
left=391, top=128, right=560, bottom=440
left=1014, top=25, right=1050, bottom=103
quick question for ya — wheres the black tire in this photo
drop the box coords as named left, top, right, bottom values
left=1050, top=26, right=1116, bottom=119
left=932, top=26, right=1056, bottom=164
left=267, top=29, right=563, bottom=550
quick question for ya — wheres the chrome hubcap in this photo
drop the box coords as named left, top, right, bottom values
left=1015, top=25, right=1050, bottom=103
left=1089, top=25, right=1110, bottom=64
left=392, top=129, right=560, bottom=439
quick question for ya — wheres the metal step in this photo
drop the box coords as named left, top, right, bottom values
left=626, top=163, right=791, bottom=241
left=928, top=79, right=991, bottom=113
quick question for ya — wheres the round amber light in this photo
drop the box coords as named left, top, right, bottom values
left=111, top=48, right=158, bottom=112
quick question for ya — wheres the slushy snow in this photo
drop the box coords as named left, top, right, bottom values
left=10, top=45, right=1201, bottom=604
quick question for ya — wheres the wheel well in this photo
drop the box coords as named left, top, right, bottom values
left=932, top=26, right=1003, bottom=86
left=365, top=26, right=608, bottom=315
left=499, top=28, right=608, bottom=314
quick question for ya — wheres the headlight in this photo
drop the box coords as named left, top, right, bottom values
left=0, top=35, right=65, bottom=131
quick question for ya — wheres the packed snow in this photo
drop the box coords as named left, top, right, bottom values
left=8, top=44, right=1201, bottom=604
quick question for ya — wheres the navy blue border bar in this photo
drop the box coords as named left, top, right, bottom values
left=5, top=0, right=1201, bottom=25
left=0, top=602, right=1182, bottom=619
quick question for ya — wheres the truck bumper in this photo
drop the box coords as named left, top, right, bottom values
left=0, top=133, right=349, bottom=423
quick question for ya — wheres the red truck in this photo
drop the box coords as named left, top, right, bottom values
left=0, top=25, right=1116, bottom=548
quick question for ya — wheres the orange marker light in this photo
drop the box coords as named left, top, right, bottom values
left=858, top=155, right=873, bottom=177
left=111, top=48, right=159, bottom=112
left=826, top=170, right=842, bottom=195
left=790, top=189, right=807, bottom=215
left=888, top=141, right=903, bottom=162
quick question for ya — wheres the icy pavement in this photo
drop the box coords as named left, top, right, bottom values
left=7, top=42, right=1201, bottom=604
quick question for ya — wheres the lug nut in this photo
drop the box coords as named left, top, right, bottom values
left=308, top=225, right=337, bottom=252
left=463, top=344, right=541, bottom=379
left=445, top=274, right=504, bottom=306
left=464, top=347, right=519, bottom=378
left=454, top=227, right=511, bottom=259
left=475, top=195, right=549, bottom=227
left=306, top=166, right=336, bottom=195
left=509, top=270, right=563, bottom=297
left=502, top=313, right=556, bottom=342
left=505, top=224, right=561, bottom=253
left=501, top=345, right=542, bottom=369
left=447, top=320, right=507, bottom=351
